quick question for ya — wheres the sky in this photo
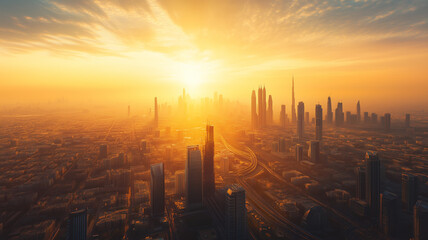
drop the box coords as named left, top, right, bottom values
left=0, top=0, right=427, bottom=113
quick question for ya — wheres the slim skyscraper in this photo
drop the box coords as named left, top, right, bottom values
left=225, top=184, right=247, bottom=240
left=384, top=113, right=391, bottom=130
left=379, top=191, right=398, bottom=237
left=402, top=173, right=418, bottom=212
left=291, top=76, right=297, bottom=123
left=251, top=90, right=257, bottom=129
left=355, top=167, right=366, bottom=200
left=257, top=87, right=263, bottom=128
left=357, top=101, right=361, bottom=122
left=308, top=140, right=320, bottom=163
left=150, top=163, right=165, bottom=217
left=154, top=97, right=159, bottom=128
left=280, top=105, right=286, bottom=128
left=414, top=200, right=428, bottom=240
left=296, top=144, right=303, bottom=162
left=365, top=151, right=381, bottom=216
left=315, top=104, right=323, bottom=141
left=67, top=209, right=87, bottom=240
left=326, top=96, right=333, bottom=124
left=297, top=101, right=304, bottom=140
left=203, top=125, right=215, bottom=201
left=175, top=170, right=185, bottom=196
left=335, top=102, right=344, bottom=126
left=267, top=95, right=273, bottom=125
left=405, top=113, right=411, bottom=128
left=186, top=145, right=203, bottom=209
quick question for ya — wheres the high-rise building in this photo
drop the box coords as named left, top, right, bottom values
left=267, top=95, right=273, bottom=125
left=357, top=101, right=361, bottom=122
left=355, top=167, right=366, bottom=200
left=405, top=114, right=411, bottom=128
left=175, top=170, right=185, bottom=196
left=225, top=184, right=247, bottom=240
left=384, top=113, right=391, bottom=131
left=305, top=112, right=309, bottom=124
left=291, top=76, right=297, bottom=123
left=99, top=144, right=108, bottom=159
left=346, top=111, right=351, bottom=123
left=315, top=104, right=323, bottom=141
left=335, top=102, right=344, bottom=126
left=154, top=97, right=159, bottom=128
left=67, top=209, right=87, bottom=240
left=297, top=102, right=305, bottom=140
left=186, top=145, right=203, bottom=209
left=296, top=144, right=303, bottom=162
left=402, top=173, right=418, bottom=212
left=308, top=140, right=320, bottom=163
left=251, top=90, right=257, bottom=129
left=280, top=105, right=286, bottom=128
left=371, top=113, right=378, bottom=124
left=379, top=191, right=398, bottom=237
left=150, top=163, right=165, bottom=217
left=257, top=87, right=263, bottom=128
left=326, top=96, right=333, bottom=124
left=203, top=125, right=215, bottom=201
left=365, top=151, right=381, bottom=217
left=364, top=112, right=370, bottom=124
left=414, top=200, right=428, bottom=240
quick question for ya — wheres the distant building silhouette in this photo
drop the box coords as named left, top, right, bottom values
left=371, top=113, right=378, bottom=124
left=225, top=184, right=247, bottom=240
left=186, top=145, right=203, bottom=209
left=326, top=96, right=333, bottom=124
left=308, top=140, right=320, bottom=163
left=335, top=102, right=344, bottom=126
left=315, top=104, right=323, bottom=141
left=364, top=112, right=370, bottom=124
left=365, top=151, right=381, bottom=217
left=203, top=125, right=215, bottom=201
left=297, top=102, right=304, bottom=140
left=150, top=163, right=165, bottom=217
left=267, top=95, right=273, bottom=125
left=280, top=105, right=287, bottom=129
left=384, top=113, right=391, bottom=131
left=67, top=209, right=87, bottom=240
left=402, top=173, right=418, bottom=212
left=405, top=113, right=411, bottom=128
left=357, top=101, right=361, bottom=122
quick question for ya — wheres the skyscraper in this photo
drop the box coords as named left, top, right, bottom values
left=308, top=140, right=320, bottom=163
left=365, top=151, right=381, bottom=216
left=355, top=167, right=366, bottom=200
left=357, top=101, right=361, bottom=122
left=371, top=113, right=378, bottom=124
left=405, top=113, right=411, bottom=128
left=326, top=96, right=333, bottom=124
left=175, top=170, right=185, bottom=196
left=335, top=102, right=344, bottom=126
left=150, top=163, right=165, bottom=217
left=258, top=87, right=263, bottom=128
left=267, top=95, right=273, bottom=125
left=203, top=125, right=215, bottom=201
left=315, top=104, right=323, bottom=141
left=186, top=145, right=203, bottom=209
left=251, top=90, right=257, bottom=129
left=225, top=184, right=247, bottom=240
left=402, top=173, right=418, bottom=212
left=280, top=105, right=286, bottom=128
left=154, top=97, right=159, bottom=128
left=379, top=191, right=398, bottom=237
left=296, top=144, right=303, bottom=162
left=67, top=209, right=87, bottom=240
left=414, top=200, right=428, bottom=240
left=364, top=112, right=370, bottom=124
left=384, top=113, right=391, bottom=131
left=297, top=102, right=304, bottom=140
left=291, top=76, right=297, bottom=123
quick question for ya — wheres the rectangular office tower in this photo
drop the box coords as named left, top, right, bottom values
left=175, top=170, right=185, bottom=196
left=225, top=184, right=247, bottom=240
left=384, top=113, right=391, bottom=130
left=355, top=167, right=366, bottom=200
left=414, top=200, right=428, bottom=240
left=150, top=163, right=165, bottom=217
left=308, top=140, right=320, bottom=163
left=280, top=105, right=286, bottom=128
left=186, top=145, right=203, bottom=209
left=315, top=104, right=323, bottom=140
left=402, top=173, right=418, bottom=212
left=365, top=151, right=381, bottom=217
left=68, top=209, right=87, bottom=240
left=379, top=191, right=398, bottom=237
left=297, top=102, right=305, bottom=140
left=203, top=125, right=215, bottom=201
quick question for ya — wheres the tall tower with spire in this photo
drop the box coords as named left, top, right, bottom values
left=327, top=96, right=333, bottom=124
left=291, top=76, right=297, bottom=123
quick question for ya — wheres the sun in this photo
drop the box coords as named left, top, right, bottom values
left=176, top=61, right=209, bottom=92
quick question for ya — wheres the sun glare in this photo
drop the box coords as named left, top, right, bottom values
left=175, top=62, right=210, bottom=92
